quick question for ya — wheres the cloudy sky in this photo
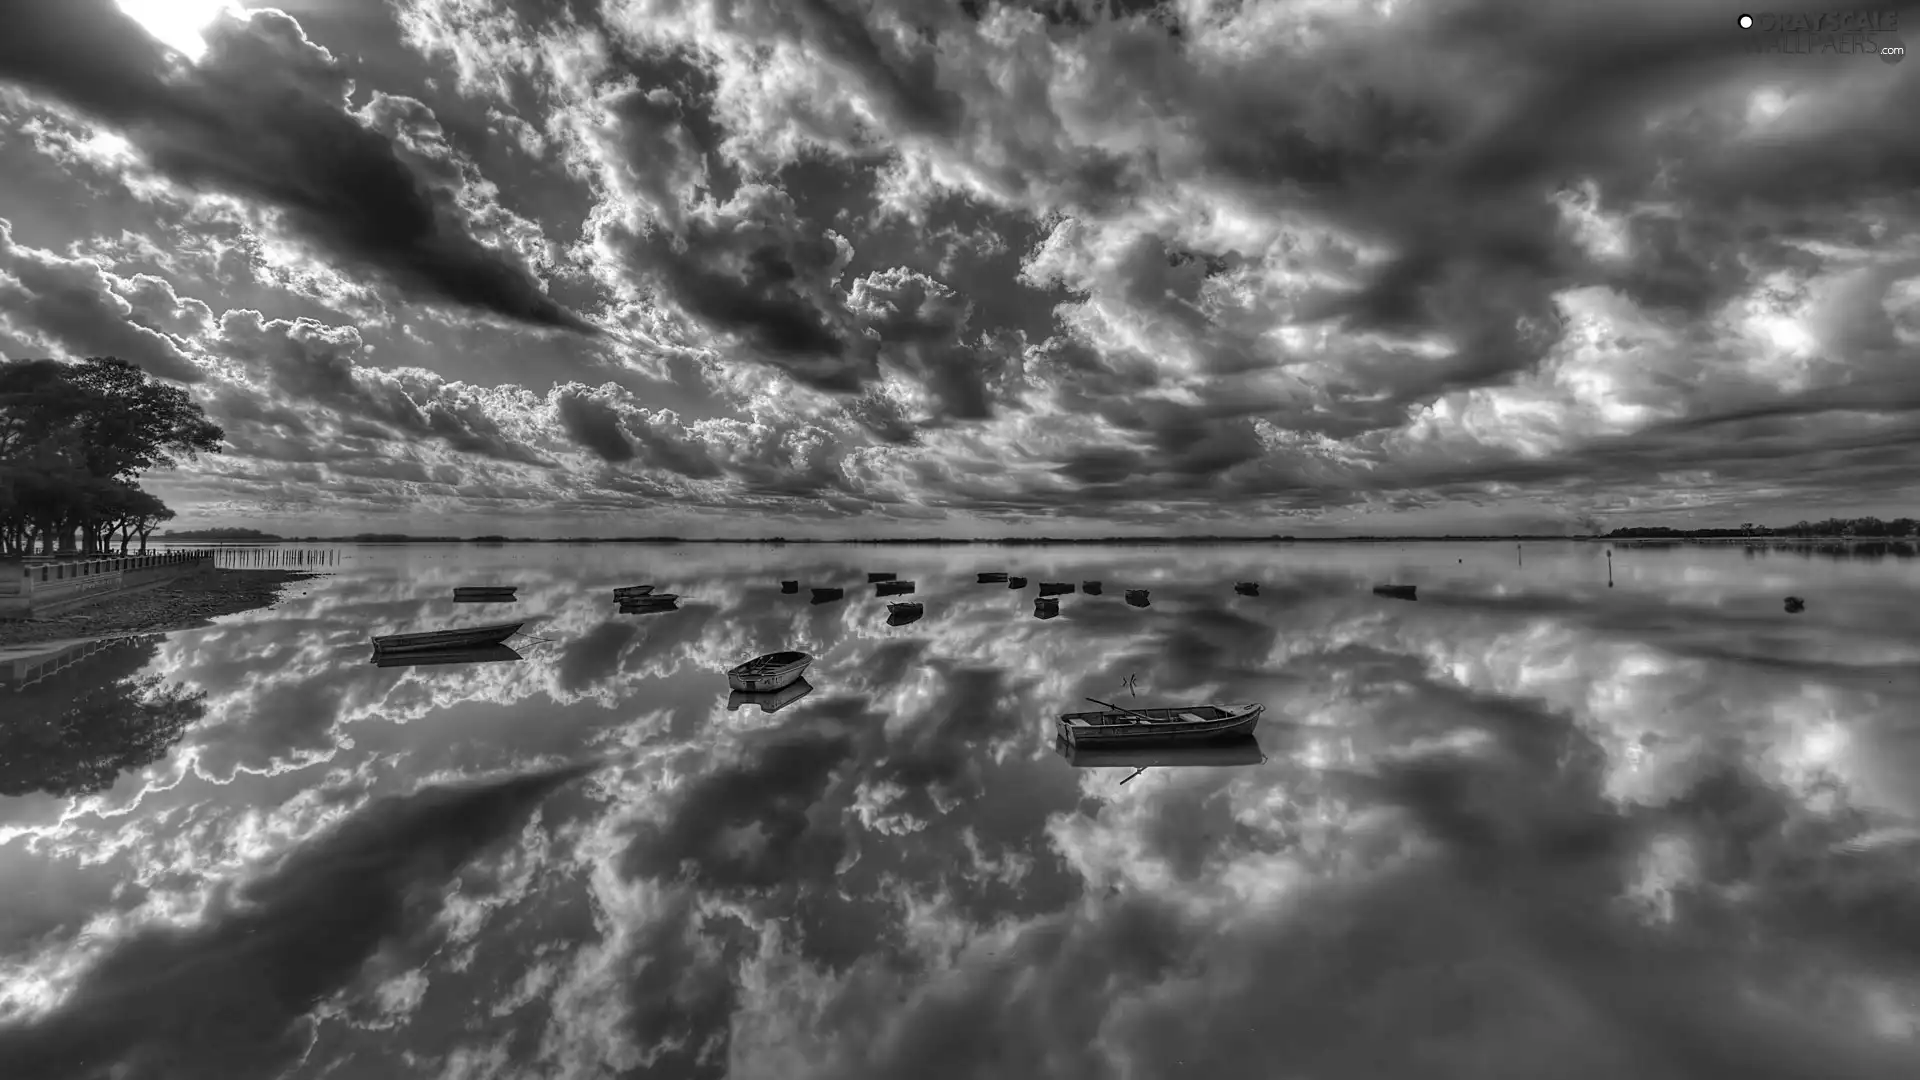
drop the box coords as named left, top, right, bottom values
left=1, top=0, right=1917, bottom=537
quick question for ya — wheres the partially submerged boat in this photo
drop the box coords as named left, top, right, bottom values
left=1056, top=700, right=1262, bottom=745
left=1034, top=597, right=1060, bottom=620
left=611, top=584, right=655, bottom=600
left=1082, top=581, right=1103, bottom=595
left=1055, top=733, right=1265, bottom=769
left=781, top=580, right=799, bottom=593
left=867, top=572, right=897, bottom=583
left=1125, top=589, right=1150, bottom=607
left=1008, top=576, right=1028, bottom=589
left=886, top=601, right=923, bottom=625
left=810, top=587, right=844, bottom=604
left=728, top=677, right=814, bottom=714
left=1373, top=584, right=1417, bottom=601
left=726, top=650, right=813, bottom=693
left=977, top=572, right=1008, bottom=583
left=1038, top=582, right=1075, bottom=596
left=373, top=644, right=523, bottom=669
left=453, top=586, right=516, bottom=601
left=875, top=580, right=915, bottom=596
left=1234, top=582, right=1259, bottom=596
left=371, top=621, right=523, bottom=656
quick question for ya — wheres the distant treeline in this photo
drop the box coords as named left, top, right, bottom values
left=164, top=527, right=283, bottom=540
left=1606, top=517, right=1920, bottom=539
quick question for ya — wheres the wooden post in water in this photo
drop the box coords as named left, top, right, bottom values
left=1607, top=548, right=1613, bottom=588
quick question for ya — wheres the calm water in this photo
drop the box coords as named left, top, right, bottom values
left=5, top=541, right=1920, bottom=1079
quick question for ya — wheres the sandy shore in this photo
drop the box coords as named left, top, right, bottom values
left=0, top=568, right=320, bottom=648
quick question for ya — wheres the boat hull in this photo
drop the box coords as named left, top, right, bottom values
left=611, top=585, right=655, bottom=599
left=867, top=572, right=897, bottom=583
left=977, top=572, right=1008, bottom=583
left=875, top=580, right=916, bottom=596
left=1373, top=585, right=1418, bottom=601
left=726, top=653, right=813, bottom=692
left=781, top=581, right=799, bottom=593
left=453, top=588, right=516, bottom=601
left=1056, top=703, right=1262, bottom=745
left=1082, top=581, right=1102, bottom=594
left=1234, top=583, right=1259, bottom=595
left=371, top=621, right=523, bottom=655
left=810, top=588, right=844, bottom=603
left=1038, top=582, right=1075, bottom=596
left=1008, top=577, right=1027, bottom=588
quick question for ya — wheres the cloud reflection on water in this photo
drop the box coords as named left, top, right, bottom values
left=0, top=541, right=1918, bottom=1077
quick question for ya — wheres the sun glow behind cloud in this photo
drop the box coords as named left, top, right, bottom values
left=114, top=0, right=243, bottom=62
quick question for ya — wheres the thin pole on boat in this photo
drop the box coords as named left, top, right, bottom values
left=1085, top=696, right=1163, bottom=725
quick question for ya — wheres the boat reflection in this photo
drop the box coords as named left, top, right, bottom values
left=618, top=598, right=680, bottom=615
left=886, top=601, right=924, bottom=625
left=371, top=643, right=524, bottom=668
left=727, top=677, right=815, bottom=713
left=1034, top=597, right=1060, bottom=619
left=1054, top=733, right=1266, bottom=783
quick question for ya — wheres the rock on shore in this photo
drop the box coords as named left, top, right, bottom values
left=0, top=568, right=319, bottom=647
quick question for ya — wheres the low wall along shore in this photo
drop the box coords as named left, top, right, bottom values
left=0, top=551, right=214, bottom=618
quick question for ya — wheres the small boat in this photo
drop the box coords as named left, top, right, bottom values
left=726, top=650, right=813, bottom=692
left=371, top=621, right=523, bottom=655
left=1373, top=584, right=1417, bottom=601
left=611, top=585, right=655, bottom=599
left=1234, top=582, right=1259, bottom=596
left=977, top=572, right=1008, bottom=583
left=1056, top=700, right=1263, bottom=745
left=1082, top=581, right=1103, bottom=595
left=810, top=587, right=844, bottom=604
left=453, top=586, right=516, bottom=601
left=875, top=580, right=916, bottom=596
left=1126, top=589, right=1150, bottom=607
left=618, top=592, right=679, bottom=604
left=1055, top=733, right=1265, bottom=769
left=372, top=644, right=523, bottom=669
left=728, top=678, right=813, bottom=714
left=886, top=601, right=923, bottom=625
left=1008, top=576, right=1028, bottom=589
left=1038, top=582, right=1075, bottom=596
left=1034, top=597, right=1060, bottom=620
left=1784, top=596, right=1806, bottom=613
left=868, top=572, right=897, bottom=583
left=781, top=580, right=799, bottom=593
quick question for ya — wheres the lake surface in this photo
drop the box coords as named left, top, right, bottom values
left=5, top=540, right=1920, bottom=1079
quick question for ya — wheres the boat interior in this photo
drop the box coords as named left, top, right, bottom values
left=1060, top=704, right=1233, bottom=727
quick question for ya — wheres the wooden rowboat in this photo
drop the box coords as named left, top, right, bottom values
left=619, top=592, right=679, bottom=604
left=1234, top=582, right=1259, bottom=595
left=612, top=584, right=655, bottom=599
left=1125, top=589, right=1150, bottom=607
left=875, top=580, right=915, bottom=596
left=453, top=586, right=516, bottom=600
left=867, top=572, right=896, bottom=583
left=1082, top=581, right=1103, bottom=594
left=977, top=572, right=1008, bottom=583
left=371, top=621, right=523, bottom=655
left=372, top=644, right=523, bottom=669
left=727, top=650, right=813, bottom=693
left=810, top=587, right=844, bottom=604
left=781, top=580, right=799, bottom=593
left=1055, top=733, right=1265, bottom=769
left=1373, top=584, right=1417, bottom=601
left=727, top=678, right=814, bottom=714
left=1038, top=582, right=1075, bottom=596
left=1056, top=700, right=1262, bottom=745
left=1008, top=576, right=1028, bottom=588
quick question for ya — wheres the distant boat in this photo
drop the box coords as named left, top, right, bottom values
left=1234, top=582, right=1259, bottom=595
left=1055, top=733, right=1265, bottom=769
left=810, top=587, right=845, bottom=604
left=887, top=601, right=923, bottom=624
left=1057, top=700, right=1263, bottom=746
left=372, top=644, right=523, bottom=669
left=867, top=572, right=896, bottom=583
left=611, top=585, right=655, bottom=599
left=977, top=572, right=1008, bottom=583
left=1373, top=584, right=1417, bottom=601
left=618, top=592, right=679, bottom=604
left=726, top=650, right=812, bottom=693
left=1125, top=589, right=1150, bottom=607
left=453, top=586, right=516, bottom=601
left=371, top=621, right=522, bottom=656
left=781, top=580, right=799, bottom=593
left=875, top=580, right=916, bottom=596
left=1038, top=582, right=1075, bottom=596
left=1034, top=597, right=1060, bottom=619
left=1008, top=576, right=1028, bottom=588
left=1082, top=581, right=1103, bottom=594
left=1785, top=596, right=1806, bottom=613
left=728, top=677, right=813, bottom=713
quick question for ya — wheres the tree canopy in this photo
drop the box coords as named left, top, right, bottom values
left=0, top=357, right=223, bottom=557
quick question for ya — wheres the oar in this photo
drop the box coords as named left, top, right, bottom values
left=1085, top=696, right=1162, bottom=725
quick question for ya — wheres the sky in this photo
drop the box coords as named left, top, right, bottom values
left=0, top=0, right=1917, bottom=538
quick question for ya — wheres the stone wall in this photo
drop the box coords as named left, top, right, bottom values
left=0, top=552, right=213, bottom=618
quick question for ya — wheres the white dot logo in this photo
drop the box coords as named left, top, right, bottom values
left=1739, top=13, right=1754, bottom=28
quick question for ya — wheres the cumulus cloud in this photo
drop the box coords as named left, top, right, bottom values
left=0, top=220, right=203, bottom=382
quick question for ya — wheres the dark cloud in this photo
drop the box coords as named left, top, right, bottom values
left=0, top=0, right=594, bottom=335
left=0, top=221, right=203, bottom=382
left=0, top=763, right=590, bottom=1080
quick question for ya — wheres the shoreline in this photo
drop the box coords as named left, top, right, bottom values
left=0, top=568, right=319, bottom=650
